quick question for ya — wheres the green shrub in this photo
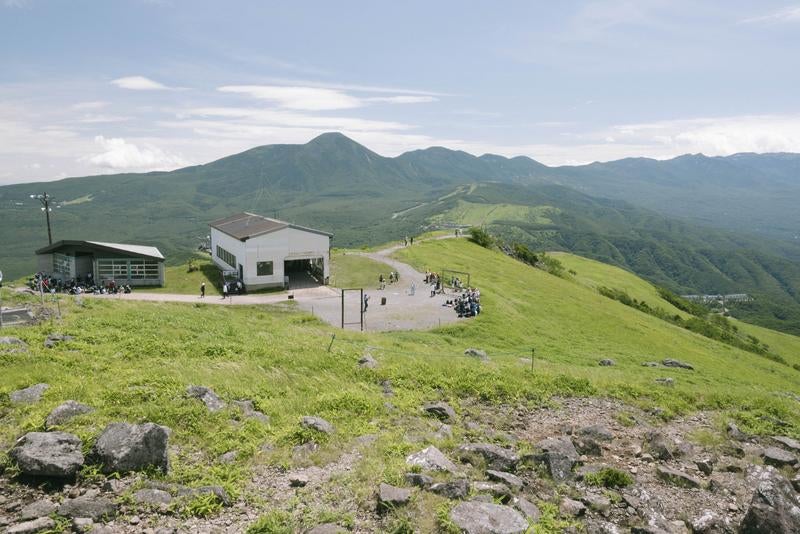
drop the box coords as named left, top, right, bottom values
left=584, top=467, right=634, bottom=488
left=468, top=227, right=494, bottom=248
left=246, top=511, right=295, bottom=534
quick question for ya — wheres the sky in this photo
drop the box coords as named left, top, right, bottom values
left=1, top=0, right=800, bottom=185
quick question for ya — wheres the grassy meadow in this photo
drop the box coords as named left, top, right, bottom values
left=2, top=237, right=800, bottom=530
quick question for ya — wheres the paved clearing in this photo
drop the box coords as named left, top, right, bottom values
left=85, top=236, right=469, bottom=332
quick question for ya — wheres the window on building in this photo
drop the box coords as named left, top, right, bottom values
left=257, top=261, right=273, bottom=276
left=96, top=258, right=160, bottom=280
left=53, top=253, right=72, bottom=275
left=216, top=245, right=236, bottom=269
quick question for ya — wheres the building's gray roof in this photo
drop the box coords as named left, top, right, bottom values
left=35, top=240, right=164, bottom=260
left=209, top=212, right=332, bottom=240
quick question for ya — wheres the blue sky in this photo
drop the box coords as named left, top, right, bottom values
left=1, top=0, right=800, bottom=184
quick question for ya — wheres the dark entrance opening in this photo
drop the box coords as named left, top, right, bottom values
left=284, top=257, right=324, bottom=289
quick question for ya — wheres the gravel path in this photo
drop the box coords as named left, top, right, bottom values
left=85, top=235, right=469, bottom=333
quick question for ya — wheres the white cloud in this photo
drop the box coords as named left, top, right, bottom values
left=258, top=78, right=451, bottom=96
left=3, top=0, right=30, bottom=7
left=366, top=95, right=438, bottom=104
left=77, top=114, right=131, bottom=124
left=72, top=101, right=109, bottom=110
left=740, top=6, right=800, bottom=24
left=218, top=85, right=362, bottom=111
left=84, top=136, right=187, bottom=171
left=111, top=76, right=172, bottom=91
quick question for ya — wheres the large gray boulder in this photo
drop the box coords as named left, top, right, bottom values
left=740, top=467, right=800, bottom=534
left=486, top=470, right=523, bottom=491
left=531, top=437, right=579, bottom=481
left=458, top=443, right=519, bottom=471
left=58, top=495, right=117, bottom=520
left=301, top=416, right=334, bottom=434
left=45, top=400, right=93, bottom=429
left=574, top=424, right=614, bottom=456
left=657, top=466, right=702, bottom=488
left=9, top=383, right=49, bottom=404
left=450, top=501, right=529, bottom=534
left=464, top=348, right=489, bottom=361
left=430, top=479, right=470, bottom=499
left=19, top=499, right=57, bottom=520
left=133, top=488, right=173, bottom=506
left=186, top=385, right=226, bottom=412
left=643, top=430, right=675, bottom=460
left=406, top=445, right=459, bottom=473
left=44, top=333, right=73, bottom=348
left=773, top=435, right=800, bottom=453
left=10, top=431, right=84, bottom=477
left=91, top=422, right=170, bottom=473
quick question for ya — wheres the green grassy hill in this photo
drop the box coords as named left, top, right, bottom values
left=2, top=238, right=799, bottom=530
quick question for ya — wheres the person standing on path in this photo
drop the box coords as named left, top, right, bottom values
left=222, top=282, right=228, bottom=300
left=410, top=236, right=414, bottom=245
left=363, top=293, right=370, bottom=312
left=409, top=281, right=416, bottom=296
left=200, top=282, right=205, bottom=298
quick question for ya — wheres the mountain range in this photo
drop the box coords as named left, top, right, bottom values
left=2, top=132, right=799, bottom=333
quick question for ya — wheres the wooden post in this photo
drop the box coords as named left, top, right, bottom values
left=360, top=288, right=364, bottom=331
left=327, top=333, right=336, bottom=352
left=341, top=289, right=345, bottom=329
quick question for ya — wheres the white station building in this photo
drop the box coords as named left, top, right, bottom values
left=209, top=212, right=332, bottom=290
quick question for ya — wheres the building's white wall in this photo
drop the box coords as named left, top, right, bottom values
left=211, top=226, right=330, bottom=288
left=210, top=227, right=247, bottom=274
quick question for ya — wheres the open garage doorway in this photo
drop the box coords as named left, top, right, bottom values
left=284, top=257, right=326, bottom=289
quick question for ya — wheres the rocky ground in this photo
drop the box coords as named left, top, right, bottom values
left=2, top=368, right=799, bottom=533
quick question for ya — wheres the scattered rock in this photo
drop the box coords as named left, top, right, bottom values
left=289, top=473, right=309, bottom=487
left=45, top=400, right=93, bottom=429
left=574, top=424, right=614, bottom=456
left=6, top=517, right=56, bottom=534
left=792, top=474, right=800, bottom=492
left=19, top=499, right=57, bottom=520
left=695, top=457, right=714, bottom=476
left=560, top=497, right=587, bottom=517
left=380, top=379, right=394, bottom=397
left=656, top=466, right=702, bottom=488
left=761, top=447, right=798, bottom=468
left=598, top=359, right=615, bottom=366
left=301, top=416, right=334, bottom=434
left=583, top=494, right=612, bottom=516
left=641, top=361, right=659, bottom=367
left=72, top=517, right=94, bottom=533
left=10, top=431, right=84, bottom=477
left=450, top=500, right=528, bottom=534
left=643, top=430, right=675, bottom=460
left=587, top=521, right=624, bottom=534
left=464, top=348, right=489, bottom=361
left=91, top=422, right=170, bottom=473
left=9, top=383, right=49, bottom=404
left=232, top=399, right=269, bottom=423
left=691, top=510, right=729, bottom=533
left=407, top=446, right=460, bottom=473
left=473, top=481, right=512, bottom=500
left=740, top=467, right=800, bottom=534
left=532, top=437, right=579, bottom=481
left=430, top=479, right=470, bottom=499
left=186, top=385, right=226, bottom=412
left=0, top=336, right=27, bottom=352
left=486, top=470, right=523, bottom=491
left=512, top=496, right=540, bottom=522
left=58, top=495, right=117, bottom=520
left=218, top=450, right=238, bottom=464
left=133, top=488, right=173, bottom=506
left=378, top=483, right=411, bottom=509
left=358, top=353, right=378, bottom=368
left=662, top=358, right=693, bottom=370
left=44, top=333, right=73, bottom=348
left=772, top=435, right=800, bottom=453
left=458, top=443, right=519, bottom=471
left=654, top=377, right=675, bottom=387
left=423, top=401, right=457, bottom=422
left=189, top=485, right=233, bottom=507
left=293, top=442, right=319, bottom=457
left=434, top=423, right=453, bottom=440
left=405, top=472, right=433, bottom=488
left=726, top=422, right=748, bottom=441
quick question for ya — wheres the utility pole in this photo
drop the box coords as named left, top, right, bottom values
left=30, top=192, right=55, bottom=244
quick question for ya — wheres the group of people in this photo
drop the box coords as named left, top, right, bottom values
left=28, top=272, right=132, bottom=295
left=377, top=271, right=400, bottom=290
left=403, top=236, right=415, bottom=246
left=445, top=287, right=482, bottom=318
